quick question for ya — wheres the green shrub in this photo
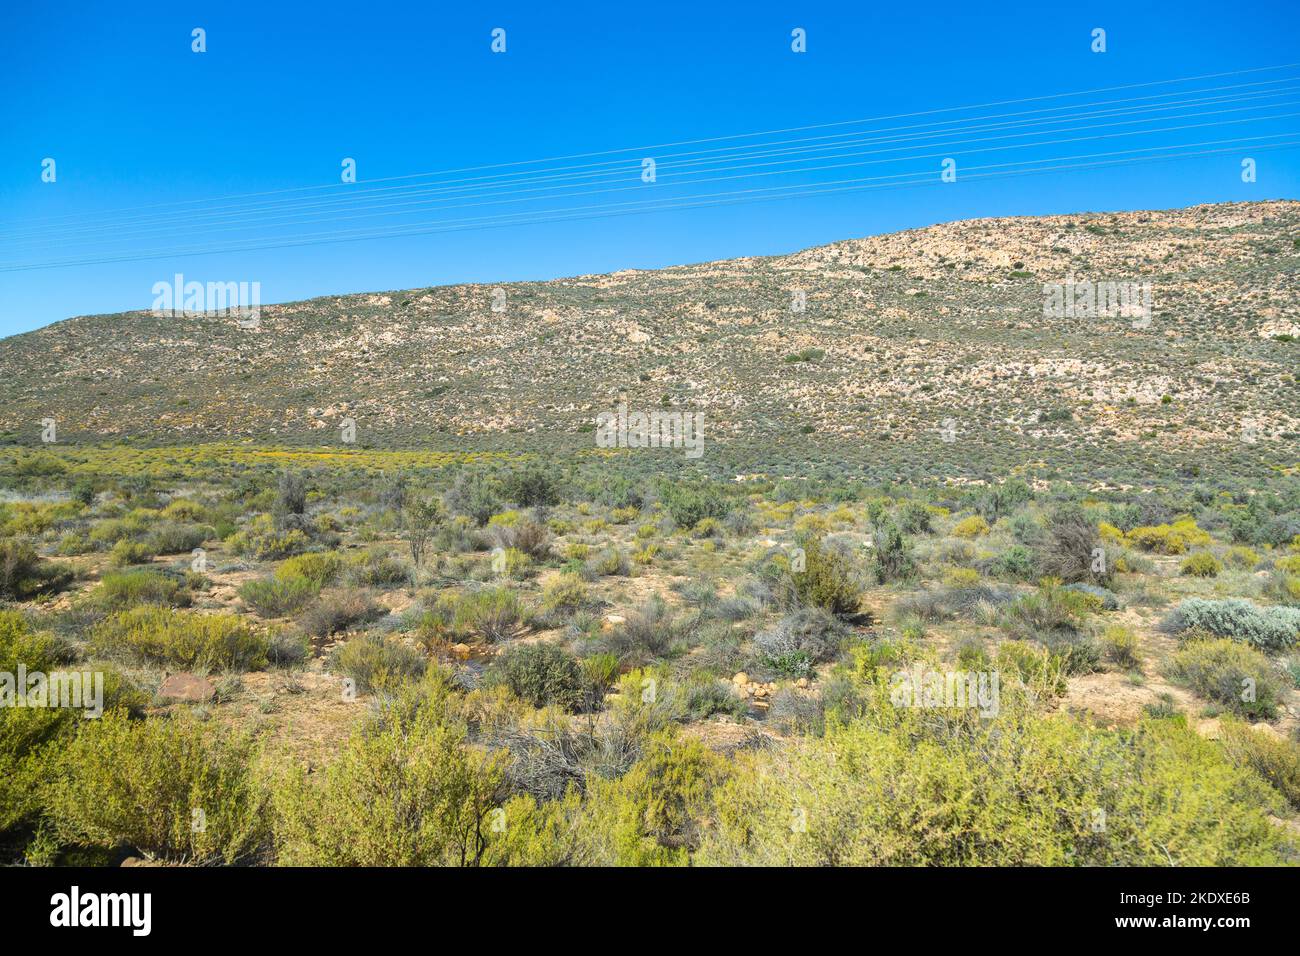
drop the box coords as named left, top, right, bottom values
left=329, top=633, right=427, bottom=694
left=298, top=589, right=386, bottom=640
left=871, top=520, right=917, bottom=584
left=789, top=536, right=863, bottom=617
left=1181, top=552, right=1222, bottom=578
left=998, top=579, right=1095, bottom=645
left=1224, top=546, right=1260, bottom=570
left=451, top=587, right=532, bottom=643
left=754, top=607, right=848, bottom=678
left=1101, top=624, right=1140, bottom=669
left=605, top=596, right=688, bottom=664
left=239, top=574, right=318, bottom=617
left=541, top=573, right=588, bottom=614
left=1217, top=717, right=1300, bottom=809
left=108, top=538, right=154, bottom=568
left=146, top=522, right=210, bottom=555
left=56, top=533, right=89, bottom=556
left=277, top=551, right=343, bottom=587
left=345, top=549, right=411, bottom=587
left=484, top=642, right=589, bottom=711
left=45, top=711, right=269, bottom=864
left=271, top=676, right=504, bottom=866
left=97, top=569, right=192, bottom=609
left=952, top=515, right=990, bottom=538
left=1166, top=638, right=1286, bottom=719
left=91, top=606, right=269, bottom=670
left=586, top=547, right=630, bottom=577
left=897, top=502, right=933, bottom=535
left=559, top=731, right=727, bottom=865
left=0, top=538, right=73, bottom=600
left=657, top=482, right=728, bottom=529
left=700, top=686, right=1290, bottom=865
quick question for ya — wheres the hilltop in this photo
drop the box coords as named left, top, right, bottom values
left=2, top=200, right=1296, bottom=482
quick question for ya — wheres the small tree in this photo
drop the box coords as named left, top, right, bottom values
left=405, top=496, right=444, bottom=567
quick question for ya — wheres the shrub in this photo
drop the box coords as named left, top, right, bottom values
left=870, top=520, right=917, bottom=584
left=541, top=573, right=588, bottom=614
left=277, top=551, right=343, bottom=587
left=1035, top=505, right=1111, bottom=586
left=273, top=471, right=308, bottom=526
left=239, top=574, right=318, bottom=617
left=502, top=466, right=561, bottom=509
left=657, top=482, right=728, bottom=529
left=97, top=569, right=192, bottom=609
left=788, top=536, right=863, bottom=618
left=692, top=517, right=723, bottom=539
left=484, top=643, right=589, bottom=711
left=999, top=579, right=1095, bottom=646
left=1166, top=638, right=1286, bottom=719
left=161, top=499, right=206, bottom=522
left=1160, top=599, right=1300, bottom=651
left=108, top=538, right=154, bottom=568
left=91, top=606, right=268, bottom=670
left=272, top=676, right=504, bottom=866
left=684, top=677, right=747, bottom=719
left=345, top=549, right=411, bottom=588
left=1101, top=624, right=1140, bottom=669
left=225, top=518, right=309, bottom=560
left=488, top=518, right=551, bottom=559
left=986, top=544, right=1037, bottom=580
left=581, top=652, right=620, bottom=698
left=0, top=538, right=73, bottom=600
left=586, top=547, right=630, bottom=577
left=146, top=522, right=209, bottom=555
left=56, top=533, right=89, bottom=556
left=1181, top=552, right=1222, bottom=578
left=1126, top=519, right=1211, bottom=555
left=1217, top=718, right=1300, bottom=809
left=753, top=608, right=848, bottom=678
left=606, top=596, right=689, bottom=665
left=897, top=502, right=933, bottom=535
left=330, top=633, right=427, bottom=694
left=558, top=731, right=726, bottom=865
left=1224, top=546, right=1260, bottom=570
left=443, top=473, right=503, bottom=526
left=266, top=629, right=310, bottom=668
left=298, top=589, right=386, bottom=640
left=45, top=711, right=269, bottom=864
left=952, top=515, right=990, bottom=538
left=700, top=690, right=1290, bottom=865
left=1063, top=582, right=1120, bottom=610
left=452, top=587, right=532, bottom=643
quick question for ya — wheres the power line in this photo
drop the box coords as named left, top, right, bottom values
left=10, top=61, right=1300, bottom=229
left=13, top=96, right=1298, bottom=253
left=4, top=134, right=1293, bottom=273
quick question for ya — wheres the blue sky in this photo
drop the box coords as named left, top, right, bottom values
left=1, top=0, right=1297, bottom=336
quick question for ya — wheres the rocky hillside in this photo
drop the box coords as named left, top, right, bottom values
left=1, top=201, right=1296, bottom=479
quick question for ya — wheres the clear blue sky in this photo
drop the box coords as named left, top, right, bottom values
left=1, top=0, right=1297, bottom=336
